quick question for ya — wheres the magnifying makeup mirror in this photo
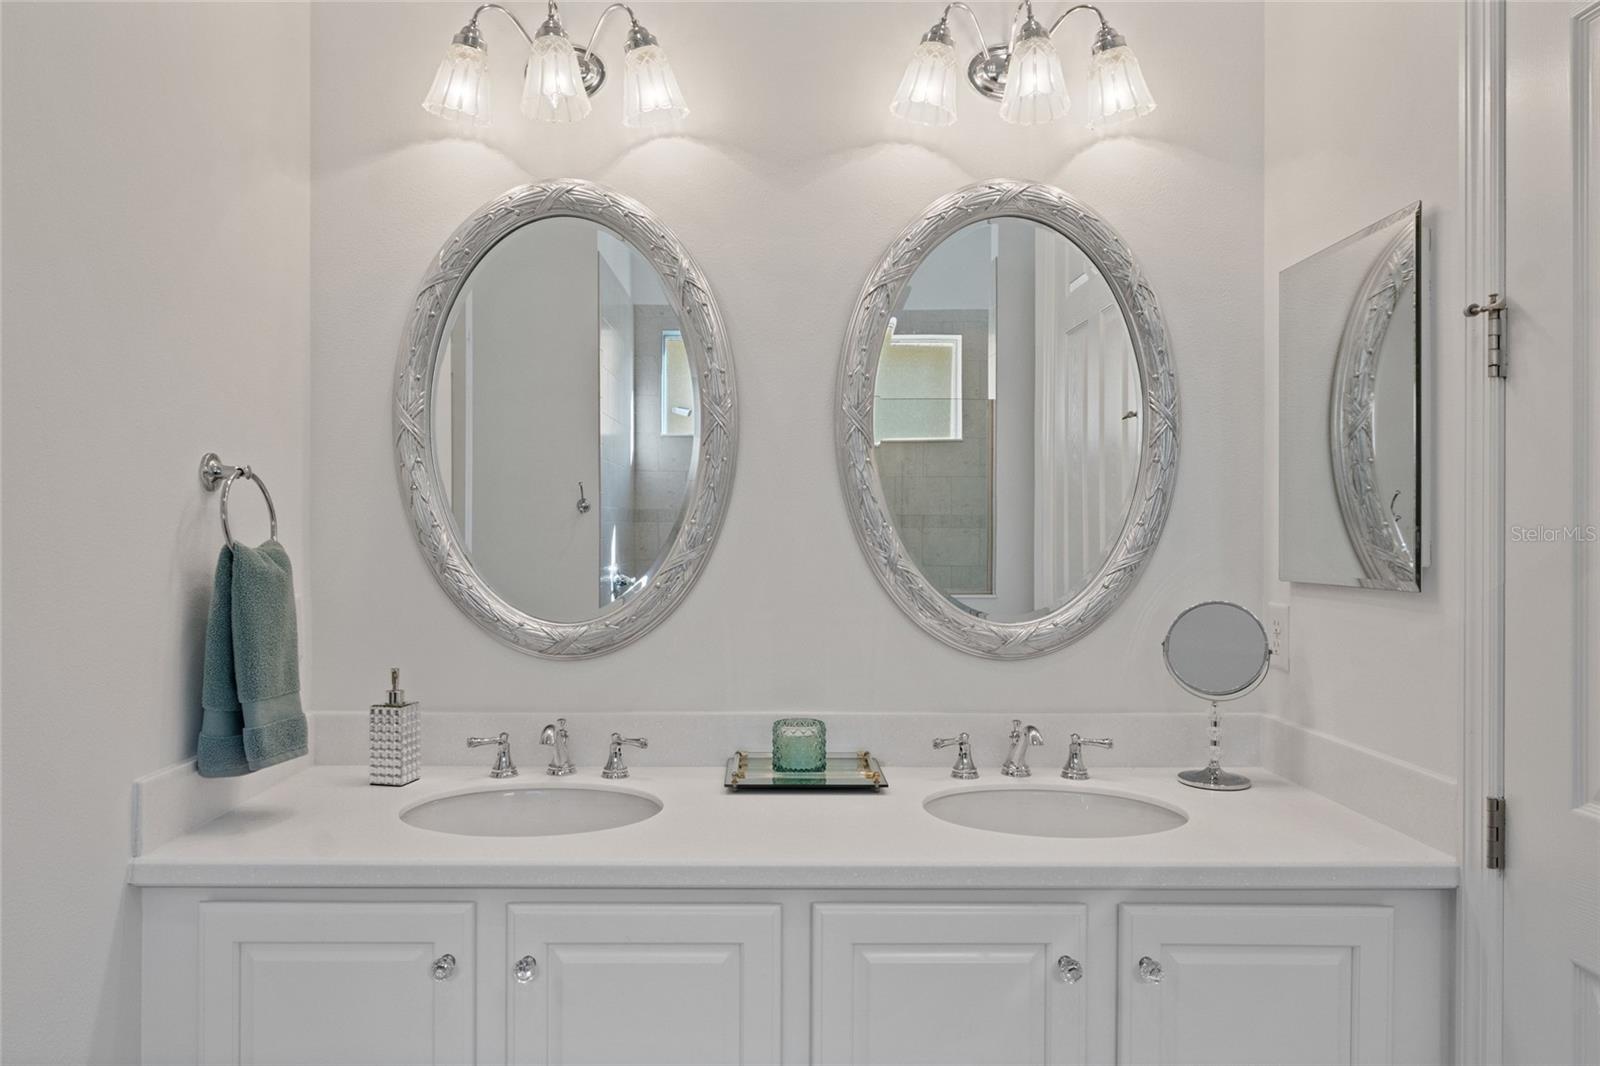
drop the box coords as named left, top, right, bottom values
left=1162, top=600, right=1272, bottom=791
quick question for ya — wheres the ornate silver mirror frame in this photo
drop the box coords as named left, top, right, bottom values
left=835, top=179, right=1179, bottom=659
left=394, top=180, right=737, bottom=658
left=1329, top=202, right=1420, bottom=591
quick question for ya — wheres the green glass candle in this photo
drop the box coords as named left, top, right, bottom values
left=772, top=717, right=827, bottom=773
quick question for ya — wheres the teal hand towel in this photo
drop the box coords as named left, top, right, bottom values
left=197, top=541, right=308, bottom=777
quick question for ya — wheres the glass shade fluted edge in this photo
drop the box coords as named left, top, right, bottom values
left=422, top=41, right=492, bottom=125
left=891, top=38, right=961, bottom=126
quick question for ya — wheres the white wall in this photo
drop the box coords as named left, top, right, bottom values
left=0, top=4, right=310, bottom=1061
left=308, top=0, right=1266, bottom=717
left=1262, top=0, right=1463, bottom=854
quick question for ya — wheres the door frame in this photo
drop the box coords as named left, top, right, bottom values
left=1459, top=0, right=1507, bottom=1062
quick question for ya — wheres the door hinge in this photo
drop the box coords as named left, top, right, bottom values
left=1464, top=295, right=1508, bottom=378
left=1486, top=795, right=1506, bottom=869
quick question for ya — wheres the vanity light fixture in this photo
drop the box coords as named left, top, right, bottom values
left=890, top=1, right=1155, bottom=129
left=423, top=1, right=688, bottom=129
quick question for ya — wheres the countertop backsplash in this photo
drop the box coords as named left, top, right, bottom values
left=306, top=708, right=1261, bottom=771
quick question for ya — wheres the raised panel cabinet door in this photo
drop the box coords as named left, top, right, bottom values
left=198, top=901, right=476, bottom=1066
left=811, top=903, right=1089, bottom=1066
left=1117, top=904, right=1393, bottom=1066
left=507, top=903, right=782, bottom=1066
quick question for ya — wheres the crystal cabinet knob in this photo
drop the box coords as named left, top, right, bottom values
left=1137, top=955, right=1163, bottom=983
left=433, top=953, right=456, bottom=981
left=515, top=955, right=538, bottom=983
left=1056, top=955, right=1084, bottom=984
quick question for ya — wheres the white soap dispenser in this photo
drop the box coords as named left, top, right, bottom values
left=369, top=667, right=421, bottom=786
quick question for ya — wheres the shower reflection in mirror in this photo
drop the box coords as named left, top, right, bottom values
left=432, top=220, right=694, bottom=619
left=1279, top=202, right=1424, bottom=593
left=873, top=217, right=1141, bottom=620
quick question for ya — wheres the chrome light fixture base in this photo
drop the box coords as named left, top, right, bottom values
left=572, top=46, right=606, bottom=96
left=966, top=45, right=1011, bottom=101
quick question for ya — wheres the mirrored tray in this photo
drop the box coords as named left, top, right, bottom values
left=723, top=751, right=888, bottom=791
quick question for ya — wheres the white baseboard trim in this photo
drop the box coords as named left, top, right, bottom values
left=131, top=722, right=314, bottom=857
left=1261, top=715, right=1459, bottom=856
left=308, top=708, right=1262, bottom=775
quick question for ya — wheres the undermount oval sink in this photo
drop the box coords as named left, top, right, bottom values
left=924, top=787, right=1187, bottom=838
left=401, top=786, right=662, bottom=837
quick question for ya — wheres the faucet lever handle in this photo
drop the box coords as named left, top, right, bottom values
left=1062, top=733, right=1114, bottom=780
left=934, top=732, right=979, bottom=780
left=602, top=733, right=648, bottom=779
left=466, top=733, right=517, bottom=778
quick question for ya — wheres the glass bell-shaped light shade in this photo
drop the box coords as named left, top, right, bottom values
left=622, top=44, right=689, bottom=128
left=998, top=28, right=1070, bottom=126
left=522, top=31, right=592, bottom=123
left=1085, top=43, right=1157, bottom=129
left=422, top=36, right=491, bottom=126
left=890, top=37, right=960, bottom=126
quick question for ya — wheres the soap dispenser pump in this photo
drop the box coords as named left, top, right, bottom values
left=369, top=667, right=421, bottom=786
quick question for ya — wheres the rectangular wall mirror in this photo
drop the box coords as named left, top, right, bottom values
left=1279, top=202, right=1424, bottom=592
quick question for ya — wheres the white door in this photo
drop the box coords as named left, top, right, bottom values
left=506, top=903, right=781, bottom=1066
left=1503, top=3, right=1600, bottom=1062
left=1117, top=904, right=1393, bottom=1066
left=198, top=901, right=476, bottom=1066
left=1033, top=236, right=1140, bottom=604
left=811, top=903, right=1088, bottom=1066
left=464, top=217, right=602, bottom=617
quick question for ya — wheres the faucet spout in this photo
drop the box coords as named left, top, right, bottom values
left=540, top=718, right=575, bottom=776
left=1000, top=720, right=1043, bottom=777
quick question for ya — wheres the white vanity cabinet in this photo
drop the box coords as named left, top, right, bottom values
left=1117, top=904, right=1395, bottom=1066
left=142, top=889, right=1446, bottom=1066
left=190, top=901, right=477, bottom=1066
left=811, top=904, right=1088, bottom=1066
left=506, top=903, right=782, bottom=1066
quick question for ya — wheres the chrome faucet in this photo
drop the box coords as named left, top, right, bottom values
left=933, top=732, right=979, bottom=779
left=540, top=718, right=575, bottom=776
left=1001, top=720, right=1044, bottom=777
left=466, top=732, right=518, bottom=778
left=1062, top=733, right=1114, bottom=780
left=601, top=733, right=648, bottom=779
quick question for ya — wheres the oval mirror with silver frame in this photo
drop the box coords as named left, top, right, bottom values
left=1162, top=600, right=1271, bottom=791
left=395, top=180, right=737, bottom=658
left=836, top=180, right=1179, bottom=659
left=1280, top=201, right=1422, bottom=592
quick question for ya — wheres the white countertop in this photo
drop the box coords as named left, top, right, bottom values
left=127, top=765, right=1458, bottom=890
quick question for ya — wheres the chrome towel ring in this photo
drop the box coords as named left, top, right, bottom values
left=199, top=452, right=279, bottom=548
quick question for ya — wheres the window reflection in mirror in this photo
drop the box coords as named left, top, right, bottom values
left=875, top=330, right=964, bottom=444
left=432, top=218, right=693, bottom=623
left=874, top=218, right=1142, bottom=621
left=659, top=330, right=695, bottom=437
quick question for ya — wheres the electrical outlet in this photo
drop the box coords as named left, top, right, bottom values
left=1266, top=601, right=1290, bottom=672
